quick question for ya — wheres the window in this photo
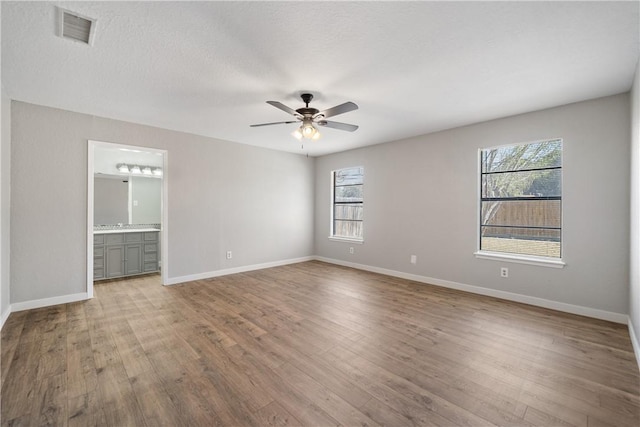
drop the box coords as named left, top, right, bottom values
left=479, top=139, right=562, bottom=259
left=332, top=167, right=364, bottom=241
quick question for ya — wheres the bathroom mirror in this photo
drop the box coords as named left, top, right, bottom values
left=94, top=174, right=161, bottom=225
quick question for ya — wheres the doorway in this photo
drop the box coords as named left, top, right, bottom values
left=87, top=140, right=168, bottom=297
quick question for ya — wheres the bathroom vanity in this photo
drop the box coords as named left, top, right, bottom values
left=93, top=228, right=160, bottom=280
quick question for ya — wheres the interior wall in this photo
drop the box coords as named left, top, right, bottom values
left=10, top=101, right=315, bottom=304
left=1, top=85, right=11, bottom=325
left=315, top=93, right=630, bottom=317
left=630, top=60, right=640, bottom=351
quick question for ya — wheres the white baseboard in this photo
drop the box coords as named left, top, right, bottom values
left=315, top=256, right=628, bottom=324
left=165, top=256, right=315, bottom=286
left=1, top=256, right=629, bottom=329
left=0, top=305, right=10, bottom=329
left=629, top=318, right=640, bottom=371
left=10, top=292, right=89, bottom=313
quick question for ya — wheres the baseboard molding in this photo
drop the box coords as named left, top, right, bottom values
left=2, top=256, right=629, bottom=329
left=0, top=305, right=11, bottom=329
left=10, top=292, right=89, bottom=313
left=165, top=256, right=316, bottom=286
left=629, top=317, right=640, bottom=372
left=315, top=256, right=628, bottom=324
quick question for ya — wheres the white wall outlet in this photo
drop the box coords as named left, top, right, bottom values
left=349, top=247, right=354, bottom=254
left=410, top=255, right=417, bottom=264
left=226, top=250, right=232, bottom=260
left=133, top=200, right=138, bottom=206
left=501, top=267, right=508, bottom=278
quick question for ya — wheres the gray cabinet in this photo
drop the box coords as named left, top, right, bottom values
left=106, top=245, right=125, bottom=278
left=143, top=232, right=159, bottom=273
left=125, top=244, right=143, bottom=275
left=94, top=230, right=159, bottom=280
left=94, top=234, right=108, bottom=279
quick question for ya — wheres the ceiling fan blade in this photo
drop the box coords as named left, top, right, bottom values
left=316, top=101, right=358, bottom=119
left=316, top=120, right=359, bottom=132
left=250, top=120, right=299, bottom=127
left=266, top=101, right=299, bottom=116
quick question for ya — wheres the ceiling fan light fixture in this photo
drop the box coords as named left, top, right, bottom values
left=292, top=128, right=303, bottom=140
left=300, top=120, right=320, bottom=140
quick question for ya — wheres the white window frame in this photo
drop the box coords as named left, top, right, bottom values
left=329, top=166, right=364, bottom=243
left=474, top=139, right=565, bottom=268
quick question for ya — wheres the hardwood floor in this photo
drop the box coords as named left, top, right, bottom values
left=2, top=260, right=639, bottom=426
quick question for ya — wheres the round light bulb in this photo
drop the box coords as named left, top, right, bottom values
left=302, top=124, right=315, bottom=137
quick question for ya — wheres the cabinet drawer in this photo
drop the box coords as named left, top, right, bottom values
left=93, top=234, right=105, bottom=245
left=144, top=252, right=157, bottom=262
left=94, top=268, right=105, bottom=279
left=94, top=246, right=104, bottom=258
left=144, top=262, right=158, bottom=272
left=105, top=234, right=124, bottom=245
left=125, top=233, right=142, bottom=243
left=144, top=243, right=158, bottom=253
left=94, top=257, right=104, bottom=268
left=144, top=232, right=158, bottom=242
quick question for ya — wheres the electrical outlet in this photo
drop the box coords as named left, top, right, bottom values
left=226, top=251, right=232, bottom=260
left=501, top=267, right=508, bottom=278
left=410, top=255, right=417, bottom=264
left=349, top=247, right=354, bottom=254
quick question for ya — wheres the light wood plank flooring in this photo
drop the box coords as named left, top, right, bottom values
left=2, top=261, right=639, bottom=426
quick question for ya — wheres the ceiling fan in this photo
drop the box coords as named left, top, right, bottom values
left=250, top=93, right=358, bottom=140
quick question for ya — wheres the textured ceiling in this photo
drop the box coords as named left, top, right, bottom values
left=2, top=1, right=639, bottom=156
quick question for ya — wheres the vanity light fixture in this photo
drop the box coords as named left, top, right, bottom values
left=116, top=163, right=162, bottom=177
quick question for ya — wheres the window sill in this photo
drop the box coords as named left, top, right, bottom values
left=328, top=236, right=364, bottom=244
left=474, top=251, right=565, bottom=268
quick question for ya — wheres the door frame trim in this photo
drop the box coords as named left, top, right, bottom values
left=87, top=140, right=168, bottom=297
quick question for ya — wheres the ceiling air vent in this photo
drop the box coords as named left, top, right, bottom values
left=58, top=8, right=96, bottom=45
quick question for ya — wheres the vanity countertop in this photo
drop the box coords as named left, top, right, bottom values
left=94, top=228, right=160, bottom=234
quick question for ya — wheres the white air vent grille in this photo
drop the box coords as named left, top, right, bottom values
left=58, top=8, right=95, bottom=45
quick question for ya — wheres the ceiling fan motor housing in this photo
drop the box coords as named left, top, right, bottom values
left=296, top=107, right=319, bottom=117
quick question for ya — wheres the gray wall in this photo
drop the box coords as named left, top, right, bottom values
left=11, top=101, right=314, bottom=303
left=131, top=176, right=161, bottom=224
left=630, top=60, right=639, bottom=344
left=94, top=176, right=129, bottom=225
left=315, top=94, right=630, bottom=315
left=1, top=86, right=10, bottom=323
